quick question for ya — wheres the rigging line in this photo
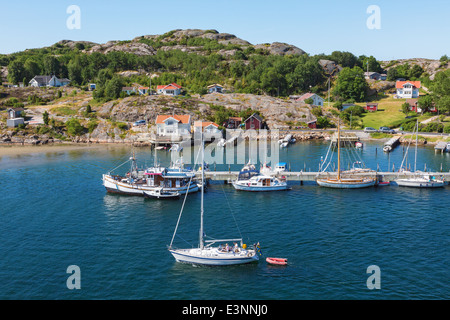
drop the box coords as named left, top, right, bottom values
left=169, top=143, right=202, bottom=249
left=108, top=157, right=132, bottom=173
left=220, top=182, right=243, bottom=240
left=398, top=121, right=416, bottom=176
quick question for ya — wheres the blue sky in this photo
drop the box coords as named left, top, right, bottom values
left=1, top=0, right=449, bottom=60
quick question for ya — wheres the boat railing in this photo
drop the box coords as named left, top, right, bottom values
left=204, top=238, right=243, bottom=248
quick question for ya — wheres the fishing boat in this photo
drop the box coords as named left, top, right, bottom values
left=102, top=154, right=199, bottom=196
left=169, top=135, right=260, bottom=266
left=266, top=257, right=288, bottom=266
left=316, top=120, right=376, bottom=189
left=395, top=120, right=445, bottom=188
left=143, top=188, right=180, bottom=199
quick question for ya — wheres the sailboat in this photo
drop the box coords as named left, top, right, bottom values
left=316, top=119, right=376, bottom=189
left=395, top=120, right=445, bottom=188
left=168, top=134, right=260, bottom=266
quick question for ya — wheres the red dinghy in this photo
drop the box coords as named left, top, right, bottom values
left=266, top=257, right=288, bottom=266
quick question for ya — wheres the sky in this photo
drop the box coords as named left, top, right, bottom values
left=1, top=0, right=449, bottom=60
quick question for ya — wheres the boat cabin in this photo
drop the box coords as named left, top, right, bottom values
left=275, top=162, right=287, bottom=172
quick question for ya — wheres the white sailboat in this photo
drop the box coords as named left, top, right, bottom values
left=316, top=119, right=376, bottom=189
left=396, top=120, right=445, bottom=188
left=169, top=135, right=260, bottom=266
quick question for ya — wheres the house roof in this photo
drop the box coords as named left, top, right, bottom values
left=30, top=75, right=52, bottom=84
left=244, top=113, right=263, bottom=123
left=122, top=87, right=135, bottom=91
left=296, top=92, right=323, bottom=102
left=396, top=81, right=421, bottom=89
left=207, top=83, right=223, bottom=88
left=155, top=115, right=191, bottom=124
left=8, top=107, right=25, bottom=112
left=228, top=117, right=242, bottom=121
left=194, top=121, right=219, bottom=128
left=366, top=103, right=378, bottom=106
left=139, top=87, right=149, bottom=90
left=406, top=98, right=418, bottom=105
left=157, top=83, right=182, bottom=90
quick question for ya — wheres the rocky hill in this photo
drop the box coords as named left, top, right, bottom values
left=64, top=29, right=307, bottom=58
left=380, top=58, right=449, bottom=80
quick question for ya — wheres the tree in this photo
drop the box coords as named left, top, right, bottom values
left=7, top=60, right=26, bottom=84
left=43, top=111, right=49, bottom=125
left=401, top=102, right=411, bottom=114
left=104, top=76, right=124, bottom=100
left=361, top=56, right=382, bottom=73
left=333, top=67, right=369, bottom=102
left=43, top=56, right=60, bottom=75
left=418, top=95, right=433, bottom=113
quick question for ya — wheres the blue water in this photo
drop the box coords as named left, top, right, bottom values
left=0, top=141, right=449, bottom=300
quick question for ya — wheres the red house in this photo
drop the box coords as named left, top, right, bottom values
left=307, top=120, right=317, bottom=129
left=365, top=103, right=378, bottom=112
left=244, top=113, right=263, bottom=130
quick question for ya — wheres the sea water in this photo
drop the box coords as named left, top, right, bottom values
left=0, top=141, right=448, bottom=299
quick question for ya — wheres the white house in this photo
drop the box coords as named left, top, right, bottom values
left=194, top=121, right=221, bottom=134
left=155, top=115, right=191, bottom=137
left=6, top=107, right=25, bottom=127
left=207, top=84, right=224, bottom=94
left=296, top=93, right=324, bottom=106
left=396, top=81, right=421, bottom=99
left=29, top=75, right=70, bottom=87
left=157, top=83, right=182, bottom=96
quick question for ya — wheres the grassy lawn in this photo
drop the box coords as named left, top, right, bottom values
left=356, top=95, right=406, bottom=129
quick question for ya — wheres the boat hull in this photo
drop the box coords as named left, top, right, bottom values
left=316, top=178, right=376, bottom=189
left=103, top=174, right=199, bottom=195
left=396, top=179, right=445, bottom=188
left=232, top=182, right=289, bottom=191
left=169, top=248, right=259, bottom=266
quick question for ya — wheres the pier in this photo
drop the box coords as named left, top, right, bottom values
left=204, top=170, right=450, bottom=183
left=434, top=141, right=448, bottom=154
left=383, top=136, right=401, bottom=153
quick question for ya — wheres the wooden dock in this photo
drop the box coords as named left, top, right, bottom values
left=435, top=141, right=448, bottom=154
left=204, top=170, right=450, bottom=183
left=383, top=136, right=401, bottom=152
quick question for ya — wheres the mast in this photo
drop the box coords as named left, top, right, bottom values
left=337, top=118, right=341, bottom=181
left=414, top=119, right=418, bottom=173
left=199, top=131, right=205, bottom=250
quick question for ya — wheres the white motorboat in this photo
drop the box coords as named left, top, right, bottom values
left=169, top=134, right=260, bottom=266
left=143, top=188, right=180, bottom=199
left=232, top=174, right=289, bottom=191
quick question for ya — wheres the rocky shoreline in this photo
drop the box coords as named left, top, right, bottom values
left=1, top=129, right=446, bottom=147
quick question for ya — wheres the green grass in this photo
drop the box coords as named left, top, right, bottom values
left=357, top=96, right=408, bottom=129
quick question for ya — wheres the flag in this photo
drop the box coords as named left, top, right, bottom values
left=256, top=242, right=262, bottom=256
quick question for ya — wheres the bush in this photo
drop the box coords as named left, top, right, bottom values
left=65, top=118, right=85, bottom=136
left=443, top=124, right=450, bottom=134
